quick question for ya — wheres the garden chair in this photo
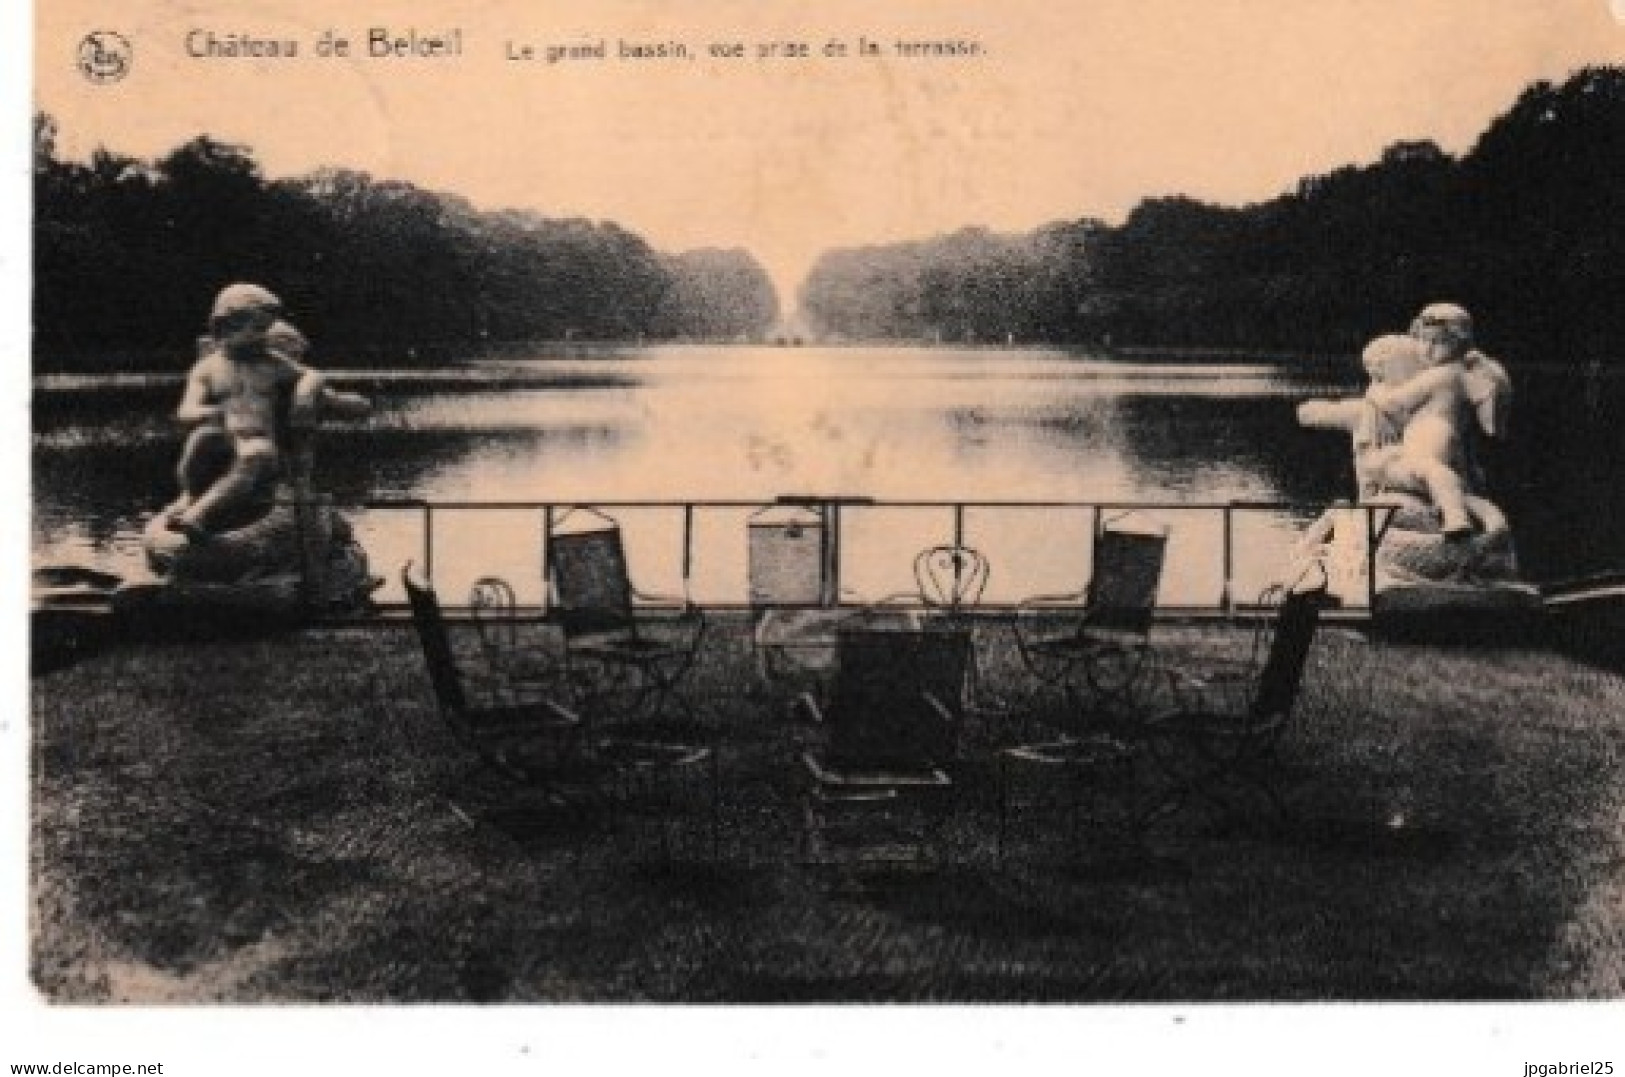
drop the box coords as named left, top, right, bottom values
left=1012, top=510, right=1170, bottom=728
left=908, top=542, right=1016, bottom=726
left=747, top=501, right=840, bottom=687
left=1142, top=570, right=1333, bottom=825
left=995, top=730, right=1144, bottom=866
left=468, top=575, right=563, bottom=704
left=407, top=565, right=718, bottom=859
left=796, top=622, right=971, bottom=866
left=545, top=507, right=706, bottom=728
left=914, top=544, right=990, bottom=615
left=402, top=565, right=587, bottom=791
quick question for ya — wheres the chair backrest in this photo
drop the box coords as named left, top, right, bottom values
left=469, top=576, right=520, bottom=655
left=748, top=504, right=827, bottom=607
left=1250, top=583, right=1328, bottom=721
left=1085, top=514, right=1169, bottom=636
left=827, top=625, right=971, bottom=767
left=548, top=520, right=635, bottom=637
left=915, top=545, right=990, bottom=612
left=401, top=566, right=467, bottom=715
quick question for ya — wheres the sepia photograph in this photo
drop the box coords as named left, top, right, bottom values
left=12, top=0, right=1625, bottom=1066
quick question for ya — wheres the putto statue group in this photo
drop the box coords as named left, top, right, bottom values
left=1298, top=302, right=1532, bottom=606
left=133, top=282, right=379, bottom=612
left=128, top=286, right=1526, bottom=620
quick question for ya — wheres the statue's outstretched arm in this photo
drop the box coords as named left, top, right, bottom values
left=322, top=386, right=372, bottom=418
left=1296, top=398, right=1367, bottom=431
left=291, top=371, right=371, bottom=425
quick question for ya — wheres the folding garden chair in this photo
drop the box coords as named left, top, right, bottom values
left=914, top=544, right=990, bottom=614
left=995, top=730, right=1144, bottom=866
left=468, top=575, right=562, bottom=704
left=1012, top=510, right=1170, bottom=728
left=1143, top=570, right=1333, bottom=825
left=545, top=507, right=706, bottom=729
left=407, top=565, right=717, bottom=859
left=747, top=502, right=839, bottom=687
left=796, top=622, right=971, bottom=866
left=402, top=565, right=587, bottom=791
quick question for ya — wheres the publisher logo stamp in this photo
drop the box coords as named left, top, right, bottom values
left=78, top=31, right=133, bottom=84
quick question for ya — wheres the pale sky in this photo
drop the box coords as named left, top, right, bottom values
left=35, top=0, right=1625, bottom=297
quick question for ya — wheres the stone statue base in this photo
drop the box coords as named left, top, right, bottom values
left=1302, top=493, right=1543, bottom=640
left=1372, top=493, right=1519, bottom=588
left=124, top=481, right=378, bottom=623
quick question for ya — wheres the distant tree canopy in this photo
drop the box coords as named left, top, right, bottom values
left=36, top=67, right=1624, bottom=369
left=650, top=249, right=780, bottom=342
left=800, top=222, right=1108, bottom=345
left=800, top=66, right=1625, bottom=365
left=33, top=120, right=780, bottom=369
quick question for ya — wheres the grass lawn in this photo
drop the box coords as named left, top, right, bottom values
left=27, top=614, right=1625, bottom=1002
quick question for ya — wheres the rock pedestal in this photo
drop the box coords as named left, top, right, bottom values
left=126, top=482, right=376, bottom=622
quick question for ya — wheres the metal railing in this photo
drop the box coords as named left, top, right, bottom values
left=349, top=494, right=1396, bottom=621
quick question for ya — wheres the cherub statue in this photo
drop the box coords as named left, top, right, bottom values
left=170, top=285, right=370, bottom=540
left=1299, top=307, right=1510, bottom=534
left=139, top=283, right=378, bottom=610
left=1296, top=304, right=1520, bottom=589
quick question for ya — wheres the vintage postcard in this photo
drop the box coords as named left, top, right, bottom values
left=12, top=0, right=1625, bottom=1067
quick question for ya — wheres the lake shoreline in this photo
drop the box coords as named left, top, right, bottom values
left=33, top=347, right=1360, bottom=396
left=32, top=339, right=1360, bottom=376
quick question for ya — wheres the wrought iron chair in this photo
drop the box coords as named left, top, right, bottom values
left=1012, top=510, right=1170, bottom=728
left=914, top=544, right=990, bottom=614
left=910, top=542, right=1013, bottom=727
left=995, top=731, right=1144, bottom=866
left=747, top=502, right=840, bottom=688
left=402, top=565, right=587, bottom=791
left=545, top=507, right=706, bottom=728
left=407, top=565, right=717, bottom=858
left=796, top=622, right=972, bottom=866
left=468, top=575, right=563, bottom=704
left=1142, top=571, right=1333, bottom=825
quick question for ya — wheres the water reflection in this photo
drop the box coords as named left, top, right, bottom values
left=30, top=347, right=1621, bottom=597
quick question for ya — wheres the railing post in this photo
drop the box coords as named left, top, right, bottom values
left=539, top=504, right=555, bottom=612
left=681, top=503, right=694, bottom=594
left=349, top=495, right=1344, bottom=619
left=816, top=501, right=832, bottom=608
left=1365, top=503, right=1378, bottom=614
left=827, top=500, right=842, bottom=608
left=423, top=503, right=434, bottom=583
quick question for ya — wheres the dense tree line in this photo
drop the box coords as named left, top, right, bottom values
left=649, top=249, right=780, bottom=342
left=800, top=222, right=1106, bottom=345
left=33, top=117, right=780, bottom=370
left=801, top=66, right=1625, bottom=365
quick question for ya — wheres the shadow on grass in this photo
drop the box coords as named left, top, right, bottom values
left=819, top=867, right=1093, bottom=939
left=725, top=960, right=1185, bottom=1003
left=1275, top=815, right=1465, bottom=861
left=29, top=618, right=1625, bottom=1001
